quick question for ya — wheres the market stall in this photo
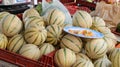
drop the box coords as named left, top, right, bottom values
left=0, top=0, right=120, bottom=67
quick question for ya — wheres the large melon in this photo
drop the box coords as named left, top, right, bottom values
left=60, top=34, right=83, bottom=53
left=76, top=53, right=90, bottom=61
left=19, top=44, right=41, bottom=60
left=25, top=16, right=44, bottom=29
left=73, top=10, right=92, bottom=28
left=0, top=33, right=8, bottom=49
left=94, top=55, right=112, bottom=67
left=54, top=48, right=76, bottom=67
left=72, top=56, right=94, bottom=67
left=46, top=9, right=65, bottom=26
left=7, top=34, right=26, bottom=53
left=40, top=43, right=55, bottom=56
left=91, top=17, right=111, bottom=33
left=109, top=48, right=120, bottom=67
left=85, top=39, right=107, bottom=59
left=23, top=8, right=40, bottom=22
left=24, top=26, right=47, bottom=46
left=2, top=14, right=23, bottom=37
left=103, top=32, right=117, bottom=53
left=46, top=24, right=62, bottom=45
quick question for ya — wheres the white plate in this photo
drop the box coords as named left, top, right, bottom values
left=64, top=26, right=104, bottom=38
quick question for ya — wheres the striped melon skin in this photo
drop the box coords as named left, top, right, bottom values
left=40, top=43, right=55, bottom=56
left=103, top=32, right=117, bottom=53
left=0, top=12, right=10, bottom=20
left=72, top=59, right=94, bottom=67
left=91, top=17, right=111, bottom=33
left=76, top=53, right=90, bottom=61
left=2, top=14, right=23, bottom=37
left=54, top=48, right=76, bottom=67
left=25, top=16, right=44, bottom=29
left=85, top=39, right=107, bottom=59
left=46, top=24, right=62, bottom=45
left=0, top=33, right=8, bottom=49
left=94, top=55, right=112, bottom=67
left=7, top=34, right=26, bottom=53
left=19, top=44, right=41, bottom=60
left=0, top=12, right=10, bottom=33
left=60, top=34, right=83, bottom=53
left=109, top=48, right=120, bottom=67
left=24, top=26, right=47, bottom=46
left=46, top=9, right=65, bottom=26
left=23, top=8, right=40, bottom=22
left=73, top=10, right=92, bottom=28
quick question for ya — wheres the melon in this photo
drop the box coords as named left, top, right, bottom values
left=94, top=55, right=112, bottom=67
left=76, top=53, right=90, bottom=61
left=46, top=24, right=62, bottom=45
left=0, top=33, right=8, bottom=49
left=0, top=12, right=10, bottom=21
left=19, top=44, right=41, bottom=60
left=60, top=34, right=83, bottom=53
left=72, top=57, right=94, bottom=67
left=103, top=32, right=117, bottom=53
left=54, top=48, right=76, bottom=67
left=109, top=48, right=120, bottom=67
left=40, top=43, right=55, bottom=56
left=46, top=9, right=65, bottom=26
left=2, top=14, right=23, bottom=37
left=23, top=8, right=40, bottom=22
left=25, top=16, right=44, bottom=29
left=24, top=26, right=47, bottom=46
left=85, top=39, right=107, bottom=59
left=7, top=34, right=26, bottom=53
left=73, top=10, right=92, bottom=28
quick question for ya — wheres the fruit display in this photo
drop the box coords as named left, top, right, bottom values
left=0, top=4, right=118, bottom=66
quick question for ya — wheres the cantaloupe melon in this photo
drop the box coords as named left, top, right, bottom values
left=46, top=9, right=65, bottom=27
left=7, top=34, right=26, bottom=53
left=54, top=48, right=76, bottom=67
left=76, top=53, right=90, bottom=61
left=24, top=26, right=47, bottom=46
left=23, top=8, right=40, bottom=22
left=85, top=39, right=107, bottom=59
left=94, top=55, right=112, bottom=67
left=72, top=57, right=94, bottom=67
left=60, top=34, right=83, bottom=53
left=73, top=10, right=92, bottom=28
left=25, top=16, right=44, bottom=29
left=2, top=14, right=23, bottom=37
left=0, top=33, right=8, bottom=49
left=40, top=43, right=55, bottom=56
left=46, top=24, right=62, bottom=45
left=19, top=44, right=41, bottom=60
left=109, top=48, right=120, bottom=67
left=103, top=32, right=117, bottom=53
